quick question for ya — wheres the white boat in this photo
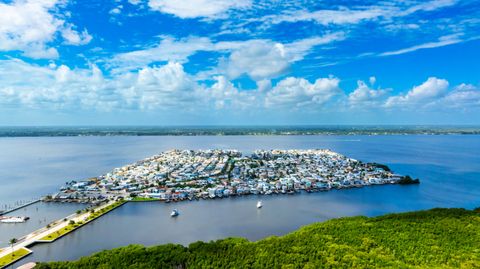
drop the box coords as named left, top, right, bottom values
left=170, top=209, right=179, bottom=217
left=257, top=201, right=263, bottom=209
left=0, top=216, right=29, bottom=223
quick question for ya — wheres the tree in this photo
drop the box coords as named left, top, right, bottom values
left=9, top=238, right=17, bottom=257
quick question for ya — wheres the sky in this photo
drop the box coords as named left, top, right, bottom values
left=0, top=0, right=479, bottom=126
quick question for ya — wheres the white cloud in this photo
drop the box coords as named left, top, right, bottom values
left=380, top=34, right=463, bottom=56
left=265, top=77, right=342, bottom=108
left=369, top=76, right=376, bottom=85
left=109, top=6, right=122, bottom=15
left=147, top=0, right=251, bottom=19
left=112, top=33, right=344, bottom=80
left=256, top=79, right=272, bottom=92
left=0, top=59, right=203, bottom=111
left=385, top=77, right=449, bottom=108
left=0, top=0, right=91, bottom=59
left=224, top=41, right=290, bottom=80
left=349, top=80, right=388, bottom=107
left=61, top=25, right=93, bottom=45
left=0, top=59, right=105, bottom=109
left=208, top=76, right=256, bottom=109
left=135, top=62, right=202, bottom=109
left=283, top=33, right=346, bottom=61
left=225, top=34, right=344, bottom=80
left=257, top=0, right=459, bottom=28
left=2, top=57, right=480, bottom=120
left=400, top=0, right=458, bottom=16
left=432, top=84, right=480, bottom=109
left=112, top=36, right=213, bottom=71
left=128, top=0, right=142, bottom=5
left=263, top=8, right=386, bottom=26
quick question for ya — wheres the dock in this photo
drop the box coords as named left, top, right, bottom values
left=0, top=200, right=41, bottom=216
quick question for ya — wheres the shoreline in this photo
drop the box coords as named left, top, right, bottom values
left=1, top=133, right=480, bottom=138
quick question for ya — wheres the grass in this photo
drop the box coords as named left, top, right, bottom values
left=39, top=200, right=126, bottom=242
left=130, top=197, right=161, bottom=202
left=0, top=248, right=30, bottom=268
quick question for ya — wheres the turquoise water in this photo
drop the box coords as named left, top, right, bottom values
left=0, top=135, right=479, bottom=266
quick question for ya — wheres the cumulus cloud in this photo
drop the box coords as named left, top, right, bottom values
left=385, top=77, right=449, bottom=108
left=348, top=80, right=388, bottom=107
left=225, top=41, right=290, bottom=80
left=0, top=59, right=104, bottom=109
left=0, top=0, right=91, bottom=59
left=2, top=57, right=478, bottom=119
left=432, top=84, right=480, bottom=109
left=147, top=0, right=251, bottom=19
left=136, top=62, right=202, bottom=109
left=0, top=59, right=202, bottom=111
left=208, top=76, right=256, bottom=109
left=223, top=33, right=345, bottom=81
left=265, top=77, right=342, bottom=108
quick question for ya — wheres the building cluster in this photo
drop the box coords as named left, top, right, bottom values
left=51, top=149, right=405, bottom=202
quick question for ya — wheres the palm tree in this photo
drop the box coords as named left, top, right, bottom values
left=9, top=238, right=17, bottom=257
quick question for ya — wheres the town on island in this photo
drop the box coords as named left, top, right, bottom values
left=46, top=149, right=420, bottom=204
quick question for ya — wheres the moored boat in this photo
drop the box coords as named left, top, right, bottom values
left=0, top=216, right=29, bottom=223
left=170, top=209, right=179, bottom=217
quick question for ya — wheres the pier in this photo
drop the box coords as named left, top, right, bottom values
left=0, top=200, right=41, bottom=216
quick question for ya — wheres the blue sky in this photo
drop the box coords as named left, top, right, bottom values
left=0, top=0, right=479, bottom=125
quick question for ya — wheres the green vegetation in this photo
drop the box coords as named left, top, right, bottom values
left=39, top=200, right=126, bottom=242
left=39, top=224, right=77, bottom=241
left=0, top=248, right=30, bottom=268
left=130, top=197, right=161, bottom=202
left=370, top=162, right=391, bottom=172
left=36, top=207, right=480, bottom=269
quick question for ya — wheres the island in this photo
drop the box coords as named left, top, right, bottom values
left=47, top=149, right=419, bottom=203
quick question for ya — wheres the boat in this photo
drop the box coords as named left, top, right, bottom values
left=257, top=201, right=263, bottom=209
left=170, top=209, right=179, bottom=217
left=0, top=216, right=29, bottom=223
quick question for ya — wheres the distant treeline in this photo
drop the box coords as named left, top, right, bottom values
left=36, top=207, right=480, bottom=269
left=2, top=125, right=480, bottom=137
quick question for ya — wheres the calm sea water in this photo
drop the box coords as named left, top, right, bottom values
left=0, top=135, right=479, bottom=266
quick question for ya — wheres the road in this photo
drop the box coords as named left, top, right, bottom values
left=0, top=200, right=117, bottom=263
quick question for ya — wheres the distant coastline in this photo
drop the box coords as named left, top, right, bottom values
left=1, top=125, right=480, bottom=137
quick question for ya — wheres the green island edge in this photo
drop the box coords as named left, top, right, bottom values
left=35, top=207, right=480, bottom=269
